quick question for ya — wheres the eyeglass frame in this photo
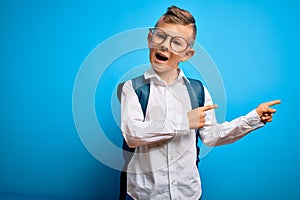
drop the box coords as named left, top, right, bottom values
left=148, top=27, right=193, bottom=53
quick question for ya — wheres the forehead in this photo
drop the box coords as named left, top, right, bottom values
left=156, top=21, right=194, bottom=40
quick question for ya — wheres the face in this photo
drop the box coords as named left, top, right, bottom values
left=148, top=21, right=195, bottom=72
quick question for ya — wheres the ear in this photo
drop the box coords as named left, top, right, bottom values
left=147, top=32, right=152, bottom=48
left=180, top=48, right=195, bottom=62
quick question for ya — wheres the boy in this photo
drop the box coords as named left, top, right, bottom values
left=120, top=5, right=280, bottom=200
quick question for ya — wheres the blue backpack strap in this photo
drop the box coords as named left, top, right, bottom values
left=117, top=75, right=150, bottom=116
left=185, top=78, right=205, bottom=166
left=131, top=75, right=150, bottom=117
left=186, top=78, right=205, bottom=107
left=122, top=75, right=150, bottom=158
left=118, top=75, right=150, bottom=200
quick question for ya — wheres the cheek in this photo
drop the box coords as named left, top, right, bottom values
left=169, top=54, right=182, bottom=63
left=149, top=49, right=155, bottom=61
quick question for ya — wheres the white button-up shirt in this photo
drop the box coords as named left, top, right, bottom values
left=121, top=68, right=264, bottom=200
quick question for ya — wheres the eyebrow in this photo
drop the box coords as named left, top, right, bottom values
left=157, top=27, right=192, bottom=40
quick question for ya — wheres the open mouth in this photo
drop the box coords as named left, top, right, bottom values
left=155, top=53, right=168, bottom=61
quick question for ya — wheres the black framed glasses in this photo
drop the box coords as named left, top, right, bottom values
left=149, top=28, right=192, bottom=53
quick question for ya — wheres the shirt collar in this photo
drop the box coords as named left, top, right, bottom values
left=144, top=67, right=190, bottom=84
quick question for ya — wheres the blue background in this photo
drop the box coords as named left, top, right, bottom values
left=0, top=0, right=299, bottom=199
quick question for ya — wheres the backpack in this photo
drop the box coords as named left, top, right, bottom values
left=117, top=75, right=205, bottom=200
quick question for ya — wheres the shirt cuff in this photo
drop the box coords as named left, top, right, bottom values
left=244, top=109, right=265, bottom=129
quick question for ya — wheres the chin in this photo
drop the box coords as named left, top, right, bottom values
left=151, top=63, right=176, bottom=73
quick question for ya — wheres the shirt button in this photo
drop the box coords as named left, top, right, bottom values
left=171, top=180, right=176, bottom=185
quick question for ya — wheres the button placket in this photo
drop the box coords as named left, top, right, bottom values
left=168, top=141, right=178, bottom=199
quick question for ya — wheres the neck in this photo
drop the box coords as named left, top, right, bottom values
left=154, top=68, right=179, bottom=85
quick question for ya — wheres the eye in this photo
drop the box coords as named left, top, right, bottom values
left=155, top=32, right=166, bottom=39
left=172, top=38, right=185, bottom=46
left=151, top=30, right=167, bottom=44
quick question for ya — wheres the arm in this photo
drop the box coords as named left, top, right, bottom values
left=121, top=80, right=190, bottom=148
left=188, top=87, right=281, bottom=146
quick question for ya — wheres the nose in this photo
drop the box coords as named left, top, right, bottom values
left=160, top=37, right=171, bottom=51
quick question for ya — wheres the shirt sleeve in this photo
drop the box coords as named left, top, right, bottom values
left=121, top=80, right=187, bottom=148
left=199, top=87, right=265, bottom=146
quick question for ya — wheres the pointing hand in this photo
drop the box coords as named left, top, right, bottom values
left=256, top=100, right=281, bottom=123
left=188, top=104, right=218, bottom=129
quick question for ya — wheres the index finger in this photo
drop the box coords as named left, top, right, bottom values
left=265, top=100, right=281, bottom=107
left=200, top=104, right=218, bottom=112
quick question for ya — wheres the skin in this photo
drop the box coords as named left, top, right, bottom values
left=256, top=100, right=281, bottom=123
left=147, top=21, right=281, bottom=128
